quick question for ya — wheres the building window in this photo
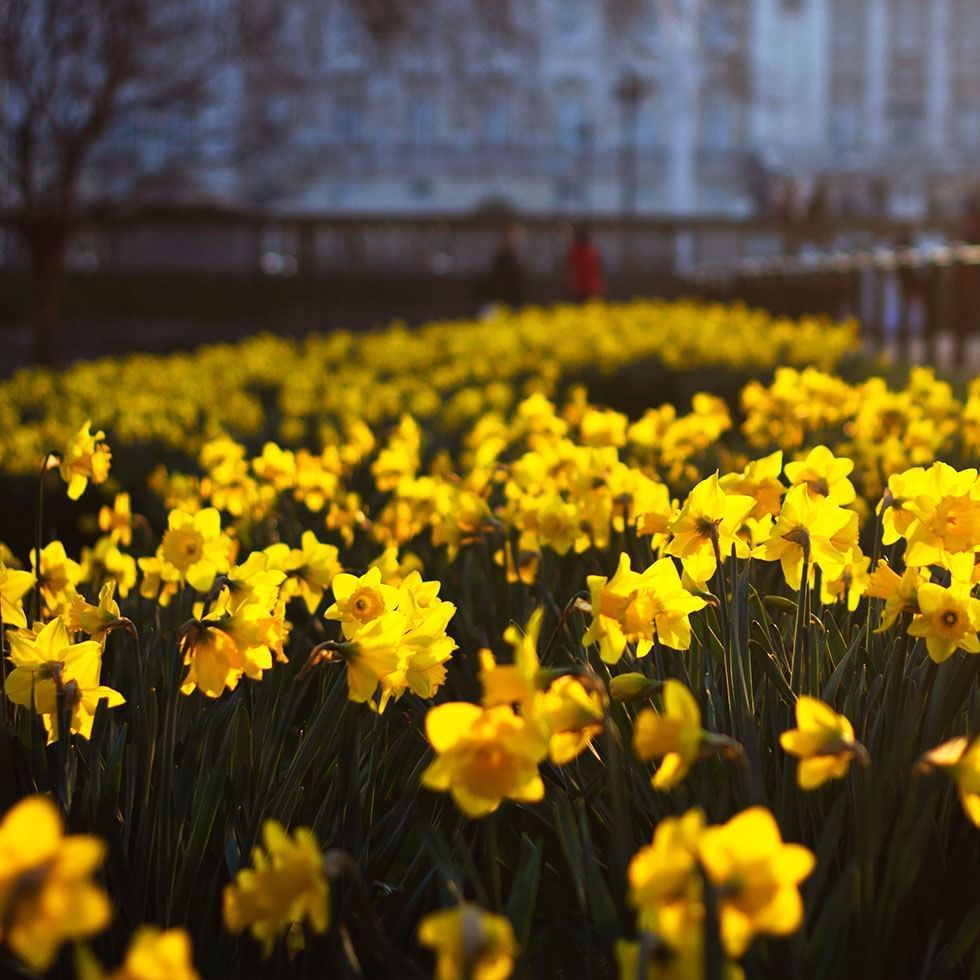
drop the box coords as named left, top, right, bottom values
left=635, top=100, right=658, bottom=148
left=703, top=2, right=739, bottom=54
left=832, top=0, right=861, bottom=51
left=557, top=0, right=587, bottom=37
left=485, top=98, right=510, bottom=144
left=702, top=93, right=737, bottom=150
left=830, top=103, right=859, bottom=149
left=333, top=2, right=363, bottom=56
left=263, top=95, right=290, bottom=126
left=409, top=96, right=437, bottom=145
left=958, top=106, right=980, bottom=149
left=891, top=106, right=923, bottom=145
left=894, top=0, right=923, bottom=54
left=557, top=98, right=588, bottom=148
left=954, top=0, right=980, bottom=52
left=336, top=100, right=363, bottom=143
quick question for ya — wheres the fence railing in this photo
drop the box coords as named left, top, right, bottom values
left=686, top=243, right=980, bottom=366
left=0, top=209, right=965, bottom=280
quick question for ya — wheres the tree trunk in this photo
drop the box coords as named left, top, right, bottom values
left=27, top=224, right=68, bottom=367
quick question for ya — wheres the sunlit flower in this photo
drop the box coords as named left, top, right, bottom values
left=628, top=808, right=705, bottom=944
left=784, top=444, right=856, bottom=505
left=32, top=539, right=82, bottom=617
left=761, top=484, right=852, bottom=590
left=907, top=581, right=980, bottom=664
left=417, top=903, right=517, bottom=980
left=866, top=560, right=923, bottom=631
left=59, top=420, right=111, bottom=499
left=583, top=554, right=707, bottom=663
left=65, top=581, right=131, bottom=651
left=421, top=702, right=547, bottom=817
left=79, top=926, right=200, bottom=980
left=719, top=449, right=785, bottom=519
left=0, top=557, right=34, bottom=629
left=633, top=680, right=736, bottom=789
left=780, top=696, right=866, bottom=788
left=179, top=576, right=288, bottom=698
left=325, top=566, right=401, bottom=639
left=917, top=736, right=980, bottom=826
left=139, top=508, right=236, bottom=604
left=98, top=492, right=133, bottom=547
left=666, top=473, right=754, bottom=584
left=5, top=618, right=125, bottom=742
left=697, top=807, right=814, bottom=957
left=266, top=531, right=342, bottom=614
left=0, top=795, right=112, bottom=972
left=223, top=820, right=330, bottom=956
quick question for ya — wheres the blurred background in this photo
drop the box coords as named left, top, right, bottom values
left=2, top=0, right=980, bottom=370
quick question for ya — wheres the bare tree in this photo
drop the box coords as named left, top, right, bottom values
left=0, top=0, right=232, bottom=364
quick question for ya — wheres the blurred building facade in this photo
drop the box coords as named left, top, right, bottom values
left=215, top=0, right=980, bottom=219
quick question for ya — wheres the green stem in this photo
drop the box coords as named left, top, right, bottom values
left=790, top=544, right=811, bottom=696
left=487, top=810, right=503, bottom=912
left=33, top=453, right=50, bottom=623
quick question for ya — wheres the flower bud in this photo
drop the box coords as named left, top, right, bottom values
left=609, top=672, right=662, bottom=701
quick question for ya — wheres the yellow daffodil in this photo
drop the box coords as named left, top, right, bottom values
left=139, top=508, right=236, bottom=604
left=98, top=492, right=133, bottom=547
left=634, top=680, right=717, bottom=790
left=223, top=820, right=330, bottom=957
left=614, top=936, right=744, bottom=980
left=820, top=550, right=871, bottom=611
left=877, top=467, right=927, bottom=546
left=907, top=581, right=980, bottom=663
left=780, top=696, right=867, bottom=788
left=761, top=484, right=852, bottom=590
left=697, top=807, right=814, bottom=957
left=382, top=603, right=457, bottom=709
left=902, top=462, right=980, bottom=581
left=59, top=419, right=111, bottom=499
left=417, top=903, right=517, bottom=980
left=532, top=674, right=607, bottom=764
left=80, top=535, right=138, bottom=598
left=65, top=581, right=129, bottom=646
left=784, top=444, right=856, bottom=505
left=266, top=531, right=341, bottom=614
left=0, top=794, right=112, bottom=972
left=917, top=736, right=980, bottom=826
left=666, top=473, right=754, bottom=584
left=866, top=560, right=923, bottom=631
left=583, top=554, right=707, bottom=664
left=628, top=808, right=705, bottom=944
left=421, top=702, right=547, bottom=817
left=78, top=926, right=200, bottom=980
left=178, top=569, right=288, bottom=697
left=5, top=618, right=124, bottom=742
left=325, top=566, right=401, bottom=639
left=479, top=608, right=543, bottom=711
left=0, top=557, right=34, bottom=628
left=719, top=449, right=785, bottom=519
left=32, top=539, right=82, bottom=617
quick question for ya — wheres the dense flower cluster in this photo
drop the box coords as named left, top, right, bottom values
left=0, top=300, right=977, bottom=979
left=0, top=301, right=856, bottom=480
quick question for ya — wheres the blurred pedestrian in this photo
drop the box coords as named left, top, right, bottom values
left=485, top=222, right=526, bottom=309
left=568, top=225, right=605, bottom=301
left=961, top=196, right=980, bottom=244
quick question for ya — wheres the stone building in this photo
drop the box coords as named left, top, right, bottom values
left=225, top=0, right=980, bottom=219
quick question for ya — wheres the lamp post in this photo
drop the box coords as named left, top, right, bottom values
left=577, top=120, right=594, bottom=213
left=615, top=69, right=649, bottom=215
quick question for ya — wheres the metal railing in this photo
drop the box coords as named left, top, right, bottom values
left=687, top=243, right=980, bottom=366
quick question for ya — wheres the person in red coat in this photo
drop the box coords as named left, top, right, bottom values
left=568, top=225, right=605, bottom=301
